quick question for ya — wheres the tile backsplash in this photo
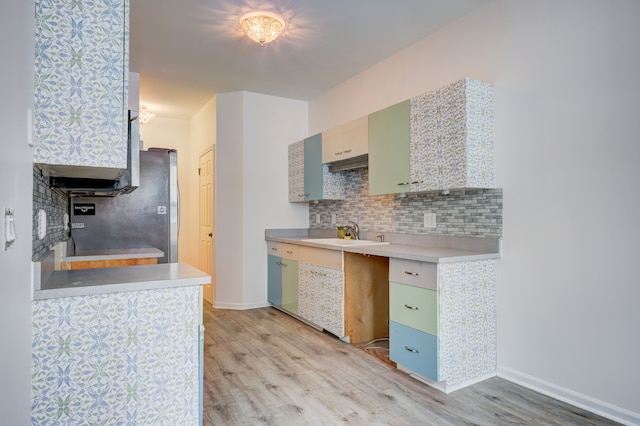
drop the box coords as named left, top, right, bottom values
left=33, top=166, right=69, bottom=260
left=309, top=168, right=502, bottom=238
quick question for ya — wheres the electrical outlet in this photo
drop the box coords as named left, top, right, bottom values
left=423, top=212, right=436, bottom=228
left=71, top=222, right=85, bottom=229
left=316, top=213, right=320, bottom=224
left=331, top=213, right=336, bottom=225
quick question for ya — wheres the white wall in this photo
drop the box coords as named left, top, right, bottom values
left=0, top=0, right=35, bottom=423
left=140, top=116, right=191, bottom=263
left=215, top=92, right=308, bottom=309
left=309, top=0, right=640, bottom=422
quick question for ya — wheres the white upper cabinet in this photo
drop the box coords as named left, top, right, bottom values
left=321, top=115, right=368, bottom=163
left=33, top=0, right=130, bottom=175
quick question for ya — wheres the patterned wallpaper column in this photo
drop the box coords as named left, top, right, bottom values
left=32, top=286, right=201, bottom=425
left=34, top=0, right=129, bottom=168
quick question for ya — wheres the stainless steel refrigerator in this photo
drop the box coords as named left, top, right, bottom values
left=69, top=149, right=179, bottom=263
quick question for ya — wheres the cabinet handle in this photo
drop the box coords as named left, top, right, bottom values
left=310, top=270, right=327, bottom=277
left=404, top=304, right=419, bottom=311
left=271, top=247, right=278, bottom=251
left=397, top=182, right=410, bottom=186
left=276, top=261, right=283, bottom=266
left=281, top=262, right=288, bottom=267
left=344, top=149, right=352, bottom=153
left=286, top=250, right=293, bottom=254
left=410, top=180, right=423, bottom=185
left=334, top=151, right=343, bottom=155
left=404, top=271, right=419, bottom=276
left=404, top=346, right=420, bottom=354
left=304, top=193, right=310, bottom=197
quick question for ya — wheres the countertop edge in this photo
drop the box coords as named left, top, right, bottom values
left=265, top=236, right=501, bottom=263
left=34, top=262, right=211, bottom=300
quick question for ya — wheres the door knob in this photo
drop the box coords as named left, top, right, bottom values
left=208, top=233, right=213, bottom=237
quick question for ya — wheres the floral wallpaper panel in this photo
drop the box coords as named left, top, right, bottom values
left=438, top=259, right=497, bottom=387
left=32, top=286, right=201, bottom=425
left=298, top=262, right=345, bottom=337
left=34, top=0, right=129, bottom=169
left=410, top=78, right=495, bottom=191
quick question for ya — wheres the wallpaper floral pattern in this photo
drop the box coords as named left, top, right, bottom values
left=410, top=78, right=495, bottom=191
left=32, top=286, right=201, bottom=425
left=438, top=259, right=497, bottom=387
left=298, top=262, right=345, bottom=337
left=34, top=0, right=129, bottom=168
left=288, top=141, right=304, bottom=202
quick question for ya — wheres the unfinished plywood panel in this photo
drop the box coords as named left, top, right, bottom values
left=344, top=252, right=389, bottom=345
left=61, top=258, right=158, bottom=270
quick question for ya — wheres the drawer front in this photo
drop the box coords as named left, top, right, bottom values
left=298, top=246, right=342, bottom=270
left=280, top=243, right=299, bottom=260
left=389, top=281, right=437, bottom=335
left=267, top=241, right=282, bottom=257
left=389, top=321, right=438, bottom=382
left=389, top=258, right=437, bottom=290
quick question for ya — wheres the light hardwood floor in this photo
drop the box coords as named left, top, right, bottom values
left=202, top=304, right=618, bottom=425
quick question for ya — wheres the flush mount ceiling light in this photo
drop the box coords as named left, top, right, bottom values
left=139, top=105, right=156, bottom=125
left=240, top=11, right=287, bottom=46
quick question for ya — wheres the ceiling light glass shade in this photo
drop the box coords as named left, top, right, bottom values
left=139, top=105, right=156, bottom=124
left=240, top=11, right=286, bottom=46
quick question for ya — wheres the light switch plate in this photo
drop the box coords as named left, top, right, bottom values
left=315, top=213, right=320, bottom=224
left=424, top=212, right=436, bottom=228
left=331, top=213, right=336, bottom=225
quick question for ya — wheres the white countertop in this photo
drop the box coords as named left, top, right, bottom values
left=266, top=231, right=501, bottom=263
left=34, top=262, right=211, bottom=300
left=63, top=247, right=164, bottom=262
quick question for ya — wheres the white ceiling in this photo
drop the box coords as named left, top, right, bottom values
left=129, top=0, right=489, bottom=120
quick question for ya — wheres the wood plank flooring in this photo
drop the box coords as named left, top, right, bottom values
left=202, top=304, right=619, bottom=425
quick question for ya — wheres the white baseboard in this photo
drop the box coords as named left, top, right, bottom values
left=213, top=300, right=271, bottom=310
left=498, top=366, right=640, bottom=426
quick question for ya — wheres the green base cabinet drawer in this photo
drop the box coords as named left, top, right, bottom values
left=389, top=281, right=438, bottom=335
left=389, top=320, right=438, bottom=382
left=267, top=255, right=282, bottom=306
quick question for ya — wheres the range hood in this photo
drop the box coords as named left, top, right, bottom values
left=327, top=154, right=369, bottom=173
left=43, top=111, right=140, bottom=197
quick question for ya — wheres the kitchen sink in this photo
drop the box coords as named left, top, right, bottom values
left=301, top=238, right=389, bottom=247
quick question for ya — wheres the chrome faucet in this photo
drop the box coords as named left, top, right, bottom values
left=344, top=221, right=359, bottom=240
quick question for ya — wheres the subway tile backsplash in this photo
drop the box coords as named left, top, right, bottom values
left=309, top=168, right=502, bottom=238
left=33, top=166, right=69, bottom=260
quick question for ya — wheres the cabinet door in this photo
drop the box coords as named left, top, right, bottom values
left=267, top=255, right=282, bottom=306
left=303, top=134, right=345, bottom=201
left=368, top=100, right=411, bottom=195
left=409, top=78, right=495, bottom=191
left=389, top=320, right=439, bottom=382
left=281, top=259, right=299, bottom=314
left=322, top=116, right=368, bottom=163
left=288, top=141, right=305, bottom=202
left=34, top=0, right=129, bottom=169
left=298, top=262, right=344, bottom=337
left=303, top=134, right=324, bottom=200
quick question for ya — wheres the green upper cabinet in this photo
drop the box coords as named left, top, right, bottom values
left=368, top=100, right=411, bottom=196
left=368, top=78, right=495, bottom=196
left=288, top=134, right=345, bottom=202
left=33, top=0, right=130, bottom=173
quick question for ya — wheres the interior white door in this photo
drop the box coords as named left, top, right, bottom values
left=199, top=147, right=215, bottom=304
